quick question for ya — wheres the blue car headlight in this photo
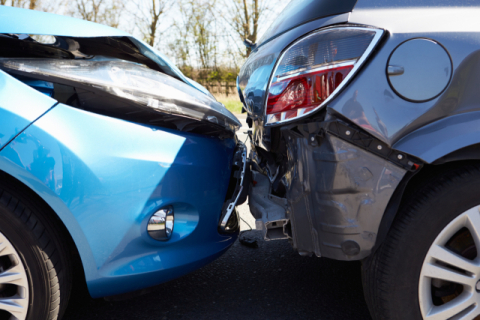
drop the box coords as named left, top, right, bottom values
left=0, top=58, right=241, bottom=135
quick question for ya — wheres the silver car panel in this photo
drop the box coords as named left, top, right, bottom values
left=240, top=1, right=480, bottom=260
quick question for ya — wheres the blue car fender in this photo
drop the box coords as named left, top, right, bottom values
left=0, top=101, right=237, bottom=298
left=0, top=70, right=57, bottom=149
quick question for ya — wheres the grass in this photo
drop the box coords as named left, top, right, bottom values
left=214, top=94, right=244, bottom=114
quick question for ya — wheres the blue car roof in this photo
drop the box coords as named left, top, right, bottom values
left=0, top=5, right=129, bottom=37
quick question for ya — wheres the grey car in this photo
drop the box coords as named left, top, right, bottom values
left=238, top=0, right=480, bottom=319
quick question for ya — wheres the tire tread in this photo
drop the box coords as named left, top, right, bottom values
left=363, top=163, right=480, bottom=320
left=0, top=184, right=72, bottom=320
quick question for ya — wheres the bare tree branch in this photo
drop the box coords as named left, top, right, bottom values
left=176, top=0, right=218, bottom=69
left=69, top=0, right=124, bottom=28
left=3, top=0, right=41, bottom=11
left=215, top=0, right=276, bottom=57
left=134, top=0, right=174, bottom=47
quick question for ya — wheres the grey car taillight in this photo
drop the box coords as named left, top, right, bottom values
left=265, top=26, right=384, bottom=125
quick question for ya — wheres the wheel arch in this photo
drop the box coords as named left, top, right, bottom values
left=371, top=111, right=480, bottom=254
left=0, top=163, right=91, bottom=293
left=373, top=159, right=480, bottom=255
left=393, top=111, right=480, bottom=164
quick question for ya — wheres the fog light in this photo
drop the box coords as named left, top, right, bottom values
left=147, top=206, right=174, bottom=241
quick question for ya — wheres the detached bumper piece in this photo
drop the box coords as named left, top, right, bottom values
left=249, top=117, right=424, bottom=260
left=249, top=170, right=291, bottom=241
left=219, top=142, right=248, bottom=233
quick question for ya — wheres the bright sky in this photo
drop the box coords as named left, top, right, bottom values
left=20, top=0, right=288, bottom=67
left=110, top=1, right=288, bottom=67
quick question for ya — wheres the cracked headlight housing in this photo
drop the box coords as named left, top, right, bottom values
left=0, top=58, right=241, bottom=135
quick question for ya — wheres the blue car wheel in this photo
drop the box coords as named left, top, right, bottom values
left=0, top=173, right=72, bottom=320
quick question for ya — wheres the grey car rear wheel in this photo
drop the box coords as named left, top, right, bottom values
left=418, top=207, right=480, bottom=319
left=362, top=163, right=480, bottom=320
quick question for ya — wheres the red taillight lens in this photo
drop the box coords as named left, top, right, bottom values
left=267, top=65, right=354, bottom=119
left=265, top=27, right=383, bottom=125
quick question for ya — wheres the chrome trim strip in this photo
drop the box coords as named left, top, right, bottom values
left=387, top=65, right=404, bottom=76
left=275, top=59, right=357, bottom=82
left=264, top=26, right=385, bottom=126
left=220, top=143, right=247, bottom=231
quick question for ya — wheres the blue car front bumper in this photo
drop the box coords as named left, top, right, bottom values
left=0, top=102, right=239, bottom=298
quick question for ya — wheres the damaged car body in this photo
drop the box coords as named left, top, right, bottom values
left=0, top=6, right=245, bottom=320
left=239, top=0, right=480, bottom=319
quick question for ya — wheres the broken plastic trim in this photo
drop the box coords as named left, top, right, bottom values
left=247, top=114, right=425, bottom=260
left=325, top=119, right=423, bottom=171
left=0, top=58, right=240, bottom=136
left=249, top=170, right=290, bottom=241
left=219, top=143, right=247, bottom=233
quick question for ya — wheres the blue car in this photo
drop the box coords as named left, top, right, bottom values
left=0, top=6, right=245, bottom=320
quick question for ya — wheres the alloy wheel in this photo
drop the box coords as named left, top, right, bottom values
left=419, top=206, right=480, bottom=319
left=0, top=232, right=29, bottom=320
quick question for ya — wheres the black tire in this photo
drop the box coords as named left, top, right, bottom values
left=0, top=181, right=72, bottom=320
left=362, top=163, right=480, bottom=320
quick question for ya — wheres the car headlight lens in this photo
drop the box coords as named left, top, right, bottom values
left=148, top=206, right=174, bottom=241
left=0, top=58, right=241, bottom=134
left=265, top=26, right=384, bottom=125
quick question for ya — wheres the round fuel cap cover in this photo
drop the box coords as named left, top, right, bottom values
left=387, top=38, right=452, bottom=102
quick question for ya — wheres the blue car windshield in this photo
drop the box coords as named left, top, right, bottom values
left=258, top=0, right=357, bottom=46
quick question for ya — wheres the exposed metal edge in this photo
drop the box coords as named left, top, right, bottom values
left=264, top=26, right=385, bottom=126
left=219, top=143, right=247, bottom=232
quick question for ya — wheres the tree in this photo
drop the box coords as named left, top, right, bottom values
left=70, top=0, right=124, bottom=28
left=134, top=0, right=173, bottom=47
left=218, top=0, right=274, bottom=57
left=177, top=0, right=218, bottom=70
left=3, top=0, right=39, bottom=9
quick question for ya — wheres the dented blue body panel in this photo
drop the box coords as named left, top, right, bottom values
left=0, top=102, right=237, bottom=297
left=0, top=71, right=56, bottom=149
left=0, top=7, right=238, bottom=297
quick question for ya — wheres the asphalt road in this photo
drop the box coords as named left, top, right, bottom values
left=62, top=115, right=372, bottom=320
left=63, top=232, right=371, bottom=320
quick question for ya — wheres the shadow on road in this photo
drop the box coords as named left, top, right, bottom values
left=64, top=231, right=371, bottom=320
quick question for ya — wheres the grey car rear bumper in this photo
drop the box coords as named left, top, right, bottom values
left=249, top=118, right=412, bottom=260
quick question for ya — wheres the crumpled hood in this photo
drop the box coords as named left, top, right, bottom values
left=0, top=5, right=211, bottom=97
